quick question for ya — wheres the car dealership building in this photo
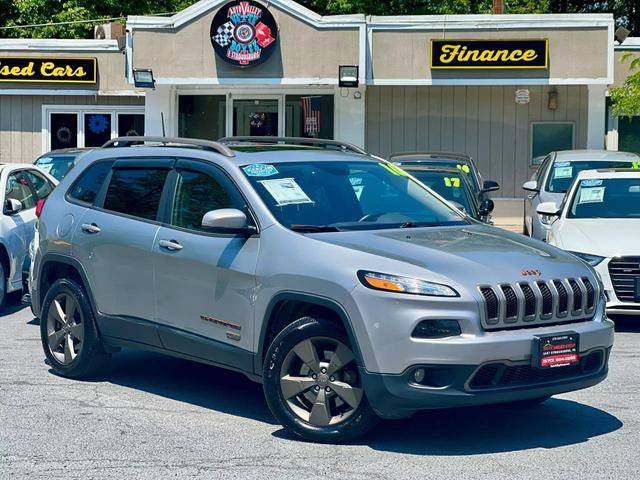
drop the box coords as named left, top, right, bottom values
left=0, top=0, right=629, bottom=199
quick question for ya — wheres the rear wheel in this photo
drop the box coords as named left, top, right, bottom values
left=263, top=317, right=378, bottom=443
left=40, top=278, right=109, bottom=378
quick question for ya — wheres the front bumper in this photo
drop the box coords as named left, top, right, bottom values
left=595, top=259, right=640, bottom=316
left=361, top=346, right=610, bottom=419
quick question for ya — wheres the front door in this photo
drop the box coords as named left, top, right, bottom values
left=233, top=98, right=280, bottom=136
left=153, top=159, right=259, bottom=357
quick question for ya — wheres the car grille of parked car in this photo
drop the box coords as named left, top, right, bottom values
left=608, top=257, right=640, bottom=304
left=467, top=349, right=606, bottom=390
left=478, top=277, right=597, bottom=330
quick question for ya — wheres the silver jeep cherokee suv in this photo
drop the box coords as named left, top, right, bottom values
left=31, top=136, right=614, bottom=443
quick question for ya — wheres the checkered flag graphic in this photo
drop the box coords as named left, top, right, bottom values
left=213, top=21, right=235, bottom=47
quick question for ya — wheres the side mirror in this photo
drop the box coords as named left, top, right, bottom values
left=201, top=208, right=256, bottom=235
left=478, top=198, right=495, bottom=216
left=482, top=180, right=500, bottom=193
left=4, top=198, right=23, bottom=215
left=523, top=180, right=538, bottom=192
left=536, top=202, right=561, bottom=228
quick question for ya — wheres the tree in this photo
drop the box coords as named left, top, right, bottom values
left=610, top=53, right=640, bottom=116
left=0, top=0, right=637, bottom=39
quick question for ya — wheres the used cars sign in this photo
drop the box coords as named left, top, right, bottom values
left=0, top=57, right=96, bottom=83
left=430, top=39, right=548, bottom=69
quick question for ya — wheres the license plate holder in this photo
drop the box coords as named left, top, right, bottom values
left=532, top=332, right=580, bottom=369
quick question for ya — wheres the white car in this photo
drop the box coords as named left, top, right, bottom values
left=0, top=164, right=57, bottom=307
left=538, top=169, right=640, bottom=316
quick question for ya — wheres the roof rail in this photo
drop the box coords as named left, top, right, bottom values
left=218, top=136, right=367, bottom=155
left=101, top=136, right=236, bottom=158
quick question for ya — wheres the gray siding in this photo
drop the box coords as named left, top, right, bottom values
left=0, top=95, right=144, bottom=164
left=366, top=85, right=589, bottom=198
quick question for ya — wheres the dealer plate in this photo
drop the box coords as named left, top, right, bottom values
left=532, top=332, right=580, bottom=369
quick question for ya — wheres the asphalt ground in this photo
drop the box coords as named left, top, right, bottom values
left=1, top=292, right=638, bottom=479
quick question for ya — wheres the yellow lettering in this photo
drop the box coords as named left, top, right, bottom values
left=40, top=62, right=55, bottom=77
left=508, top=49, right=523, bottom=61
left=479, top=50, right=494, bottom=61
left=522, top=49, right=538, bottom=61
left=438, top=44, right=461, bottom=64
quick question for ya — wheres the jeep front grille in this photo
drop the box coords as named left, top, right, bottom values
left=608, top=257, right=640, bottom=303
left=478, top=277, right=597, bottom=330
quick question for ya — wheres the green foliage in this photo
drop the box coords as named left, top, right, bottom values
left=0, top=0, right=636, bottom=38
left=610, top=52, right=640, bottom=116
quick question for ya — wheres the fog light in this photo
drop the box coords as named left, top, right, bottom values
left=412, top=319, right=461, bottom=339
left=413, top=368, right=426, bottom=383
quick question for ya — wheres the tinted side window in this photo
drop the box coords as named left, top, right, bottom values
left=24, top=170, right=53, bottom=200
left=6, top=172, right=37, bottom=210
left=103, top=168, right=169, bottom=221
left=171, top=169, right=244, bottom=232
left=69, top=161, right=114, bottom=205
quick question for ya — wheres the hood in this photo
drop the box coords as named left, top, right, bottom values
left=309, top=224, right=591, bottom=288
left=557, top=219, right=640, bottom=258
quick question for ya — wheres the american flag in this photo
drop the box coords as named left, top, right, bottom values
left=302, top=96, right=322, bottom=137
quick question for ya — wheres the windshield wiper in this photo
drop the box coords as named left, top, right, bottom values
left=290, top=224, right=342, bottom=233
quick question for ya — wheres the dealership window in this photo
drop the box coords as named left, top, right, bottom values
left=179, top=95, right=226, bottom=141
left=531, top=122, right=575, bottom=161
left=44, top=106, right=144, bottom=152
left=618, top=116, right=640, bottom=154
left=50, top=113, right=79, bottom=150
left=285, top=95, right=334, bottom=139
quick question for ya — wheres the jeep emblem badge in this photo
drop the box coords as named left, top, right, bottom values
left=521, top=269, right=542, bottom=277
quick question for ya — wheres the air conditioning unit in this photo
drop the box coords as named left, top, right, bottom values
left=94, top=22, right=126, bottom=40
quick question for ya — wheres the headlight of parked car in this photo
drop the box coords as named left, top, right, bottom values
left=567, top=251, right=605, bottom=266
left=358, top=271, right=459, bottom=297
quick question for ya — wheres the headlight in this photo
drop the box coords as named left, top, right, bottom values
left=358, top=271, right=459, bottom=297
left=567, top=251, right=605, bottom=266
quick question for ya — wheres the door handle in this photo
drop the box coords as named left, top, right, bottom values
left=80, top=223, right=101, bottom=234
left=159, top=239, right=183, bottom=251
left=527, top=194, right=535, bottom=200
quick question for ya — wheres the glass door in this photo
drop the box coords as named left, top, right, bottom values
left=232, top=98, right=280, bottom=137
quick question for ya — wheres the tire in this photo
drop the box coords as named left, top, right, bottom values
left=263, top=317, right=379, bottom=443
left=39, top=278, right=110, bottom=378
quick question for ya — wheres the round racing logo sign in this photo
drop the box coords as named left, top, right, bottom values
left=210, top=0, right=278, bottom=67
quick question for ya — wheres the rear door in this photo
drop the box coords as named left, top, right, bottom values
left=152, top=158, right=259, bottom=355
left=73, top=159, right=172, bottom=329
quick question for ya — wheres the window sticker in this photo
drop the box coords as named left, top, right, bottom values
left=456, top=164, right=471, bottom=174
left=632, top=162, right=640, bottom=170
left=352, top=186, right=364, bottom=200
left=553, top=166, right=573, bottom=179
left=554, top=161, right=570, bottom=167
left=258, top=178, right=313, bottom=207
left=37, top=163, right=54, bottom=174
left=581, top=179, right=603, bottom=187
left=243, top=163, right=279, bottom=177
left=349, top=177, right=363, bottom=186
left=444, top=177, right=461, bottom=188
left=379, top=162, right=407, bottom=177
left=578, top=186, right=605, bottom=204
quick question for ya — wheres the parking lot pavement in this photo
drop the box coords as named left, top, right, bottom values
left=0, top=296, right=638, bottom=480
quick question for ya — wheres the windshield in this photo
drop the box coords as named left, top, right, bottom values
left=242, top=161, right=467, bottom=231
left=35, top=155, right=76, bottom=181
left=547, top=160, right=639, bottom=193
left=396, top=160, right=479, bottom=191
left=569, top=177, right=640, bottom=218
left=407, top=170, right=475, bottom=216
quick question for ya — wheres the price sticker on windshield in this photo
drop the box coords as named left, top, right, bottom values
left=553, top=166, right=573, bottom=179
left=444, top=177, right=461, bottom=188
left=632, top=162, right=640, bottom=170
left=456, top=164, right=471, bottom=174
left=258, top=178, right=313, bottom=207
left=578, top=186, right=605, bottom=204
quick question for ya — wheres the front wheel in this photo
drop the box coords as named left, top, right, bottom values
left=263, top=317, right=379, bottom=443
left=40, top=278, right=110, bottom=378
